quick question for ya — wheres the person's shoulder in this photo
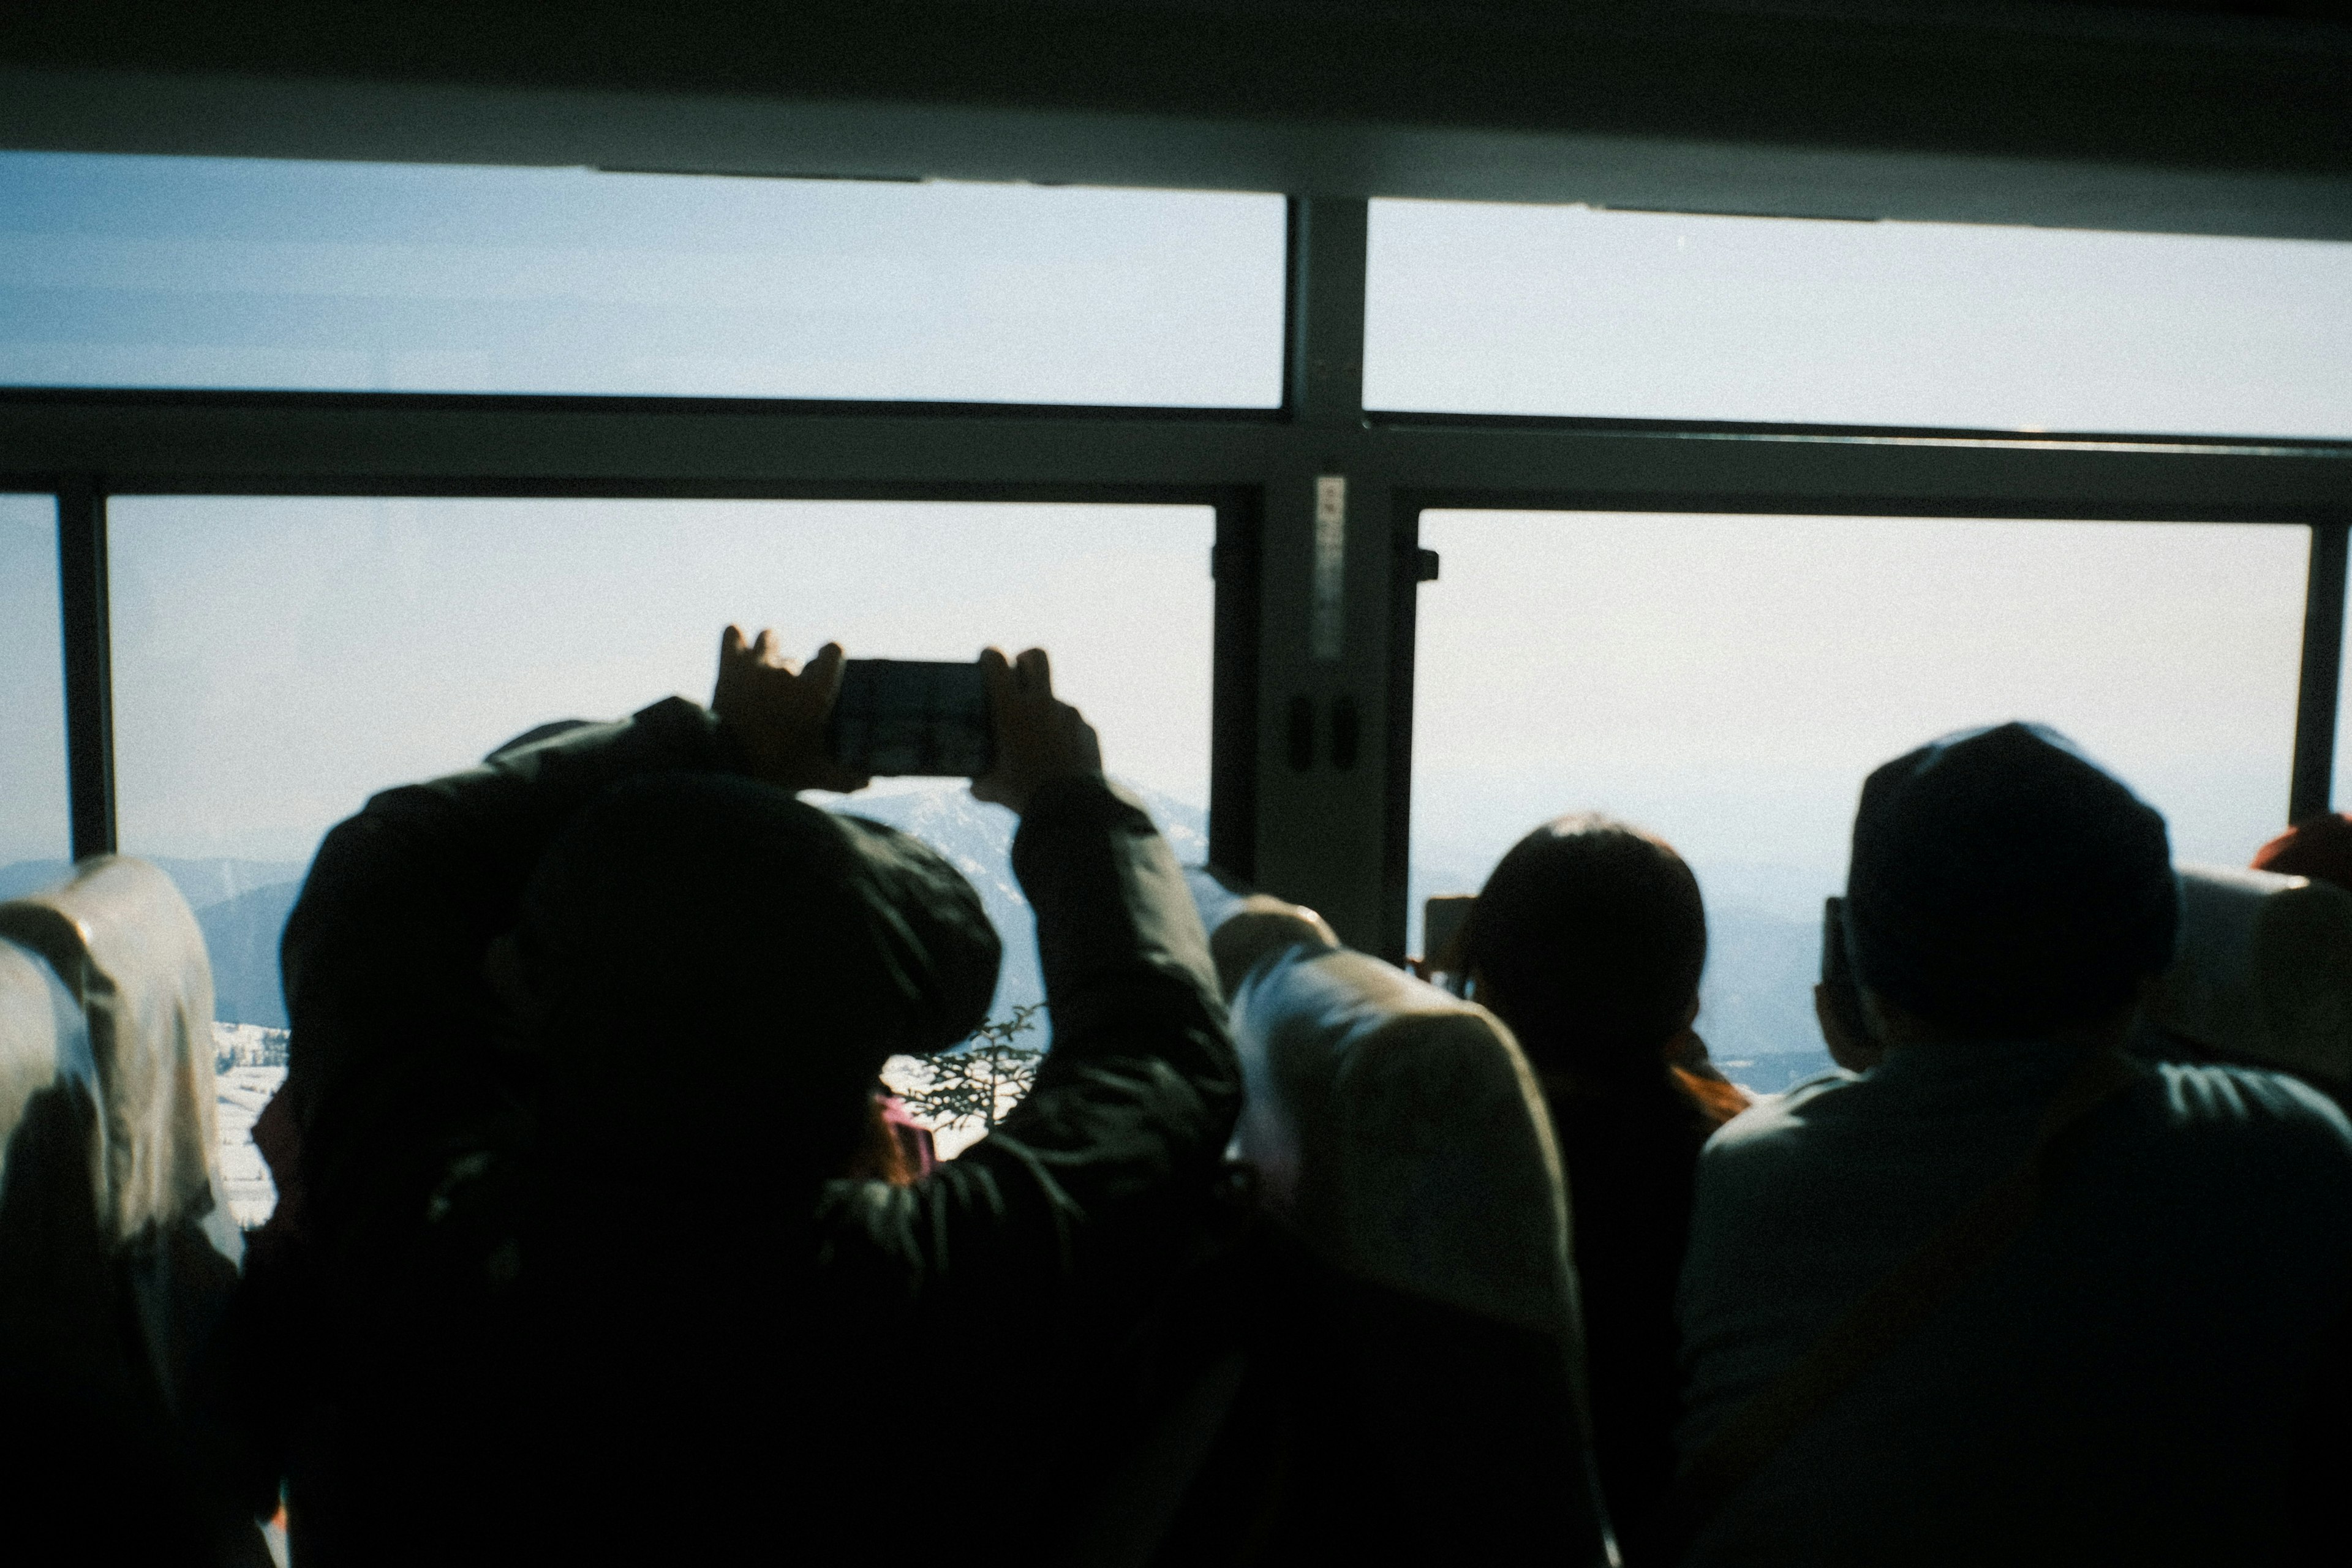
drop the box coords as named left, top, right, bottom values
left=1700, top=1067, right=1864, bottom=1161
left=2132, top=1063, right=2352, bottom=1212
left=2146, top=1061, right=2352, bottom=1148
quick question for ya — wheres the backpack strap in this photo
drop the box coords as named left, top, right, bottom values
left=1676, top=1046, right=2143, bottom=1531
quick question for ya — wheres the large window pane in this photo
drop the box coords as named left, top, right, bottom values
left=2334, top=567, right=2352, bottom=815
left=1411, top=512, right=2307, bottom=1091
left=0, top=495, right=69, bottom=897
left=2, top=153, right=1285, bottom=407
left=1366, top=200, right=2352, bottom=436
left=111, top=497, right=1214, bottom=1196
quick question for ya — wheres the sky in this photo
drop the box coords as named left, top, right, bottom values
left=2, top=496, right=69, bottom=867
left=100, top=497, right=1214, bottom=867
left=1410, top=511, right=2311, bottom=938
left=0, top=153, right=1284, bottom=404
left=4, top=151, right=2351, bottom=892
left=1366, top=197, right=2352, bottom=436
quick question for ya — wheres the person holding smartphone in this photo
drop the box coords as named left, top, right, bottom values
left=227, top=629, right=1240, bottom=1567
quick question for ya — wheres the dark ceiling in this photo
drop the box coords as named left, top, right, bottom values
left=2, top=1, right=2347, bottom=235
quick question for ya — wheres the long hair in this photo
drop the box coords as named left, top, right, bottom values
left=1464, top=815, right=1709, bottom=1094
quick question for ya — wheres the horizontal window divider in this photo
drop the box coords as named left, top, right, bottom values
left=0, top=386, right=1292, bottom=427
left=0, top=391, right=1302, bottom=494
left=1366, top=408, right=2352, bottom=461
left=4, top=389, right=2350, bottom=514
left=1374, top=428, right=2352, bottom=517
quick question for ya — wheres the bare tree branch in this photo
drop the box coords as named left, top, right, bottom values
left=890, top=1003, right=1045, bottom=1136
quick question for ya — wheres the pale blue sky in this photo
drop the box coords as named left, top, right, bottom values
left=1412, top=511, right=2311, bottom=935
left=0, top=153, right=1285, bottom=404
left=103, top=497, right=1213, bottom=866
left=1368, top=198, right=2352, bottom=436
left=1, top=496, right=68, bottom=867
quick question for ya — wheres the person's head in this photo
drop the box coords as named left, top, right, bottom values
left=2253, top=813, right=2352, bottom=895
left=1845, top=722, right=2176, bottom=1046
left=1461, top=814, right=1707, bottom=1084
left=512, top=771, right=999, bottom=1191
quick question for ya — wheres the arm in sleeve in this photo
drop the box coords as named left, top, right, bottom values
left=815, top=775, right=1241, bottom=1325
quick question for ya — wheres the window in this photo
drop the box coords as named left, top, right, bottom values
left=1365, top=200, right=2352, bottom=436
left=2334, top=565, right=2352, bottom=816
left=0, top=496, right=67, bottom=893
left=1, top=153, right=1286, bottom=406
left=108, top=496, right=1215, bottom=1197
left=0, top=495, right=68, bottom=897
left=1411, top=511, right=2309, bottom=1090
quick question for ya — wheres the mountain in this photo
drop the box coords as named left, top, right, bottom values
left=0, top=782, right=1206, bottom=1039
left=0, top=859, right=71, bottom=903
left=149, top=857, right=311, bottom=910
left=1698, top=904, right=1829, bottom=1060
left=196, top=881, right=306, bottom=1028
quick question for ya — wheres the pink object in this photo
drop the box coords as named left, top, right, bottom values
left=878, top=1095, right=938, bottom=1178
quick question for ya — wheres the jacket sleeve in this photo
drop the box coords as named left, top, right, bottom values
left=278, top=698, right=745, bottom=1199
left=812, top=774, right=1241, bottom=1327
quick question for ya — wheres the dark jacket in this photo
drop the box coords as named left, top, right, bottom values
left=1543, top=1065, right=1740, bottom=1568
left=231, top=698, right=1241, bottom=1565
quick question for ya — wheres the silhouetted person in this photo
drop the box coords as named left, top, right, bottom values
left=226, top=631, right=1239, bottom=1566
left=1460, top=815, right=1747, bottom=1566
left=1676, top=723, right=2352, bottom=1567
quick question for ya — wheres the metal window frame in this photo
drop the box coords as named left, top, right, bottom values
left=9, top=195, right=2352, bottom=957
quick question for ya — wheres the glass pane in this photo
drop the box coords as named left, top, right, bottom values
left=0, top=495, right=69, bottom=896
left=1411, top=512, right=2307, bottom=1092
left=1366, top=200, right=2352, bottom=436
left=2335, top=567, right=2352, bottom=815
left=2, top=152, right=1285, bottom=407
left=111, top=497, right=1214, bottom=1188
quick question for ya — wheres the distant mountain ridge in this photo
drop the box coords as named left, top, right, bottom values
left=6, top=790, right=1846, bottom=1081
left=0, top=778, right=1208, bottom=1035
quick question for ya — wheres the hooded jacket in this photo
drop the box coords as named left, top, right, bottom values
left=232, top=696, right=1240, bottom=1566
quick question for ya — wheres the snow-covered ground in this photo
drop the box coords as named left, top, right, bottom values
left=214, top=1061, right=287, bottom=1230
left=880, top=1052, right=1025, bottom=1160
left=213, top=1023, right=290, bottom=1229
left=209, top=1028, right=1015, bottom=1226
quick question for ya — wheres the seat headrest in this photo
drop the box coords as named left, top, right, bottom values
left=1185, top=868, right=1343, bottom=1000
left=0, top=934, right=104, bottom=1216
left=1228, top=943, right=1577, bottom=1344
left=2146, top=864, right=2352, bottom=1087
left=0, top=858, right=230, bottom=1247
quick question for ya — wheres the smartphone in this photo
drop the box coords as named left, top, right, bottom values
left=827, top=659, right=994, bottom=778
left=1820, top=895, right=1871, bottom=1045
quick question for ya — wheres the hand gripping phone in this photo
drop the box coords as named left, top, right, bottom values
left=826, top=658, right=995, bottom=778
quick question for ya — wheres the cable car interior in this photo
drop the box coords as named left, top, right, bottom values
left=3, top=2, right=2351, bottom=1564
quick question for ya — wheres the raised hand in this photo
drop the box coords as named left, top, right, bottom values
left=971, top=647, right=1102, bottom=816
left=710, top=625, right=873, bottom=794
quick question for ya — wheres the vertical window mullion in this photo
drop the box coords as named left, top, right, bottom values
left=58, top=480, right=115, bottom=860
left=2291, top=517, right=2349, bottom=824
